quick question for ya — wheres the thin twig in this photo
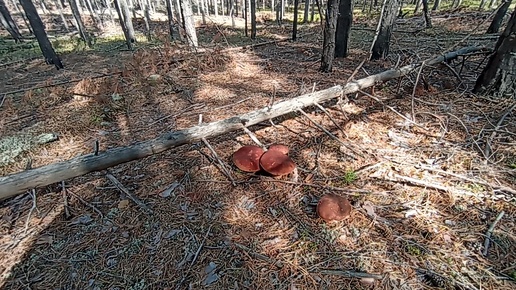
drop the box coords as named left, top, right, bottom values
left=106, top=173, right=153, bottom=214
left=484, top=102, right=516, bottom=158
left=297, top=109, right=359, bottom=159
left=242, top=126, right=266, bottom=149
left=61, top=181, right=71, bottom=219
left=198, top=114, right=236, bottom=186
left=483, top=211, right=505, bottom=256
left=346, top=59, right=366, bottom=83
left=313, top=102, right=347, bottom=138
left=233, top=242, right=283, bottom=268
left=24, top=189, right=37, bottom=235
left=318, top=269, right=384, bottom=280
left=359, top=90, right=429, bottom=131
left=417, top=165, right=516, bottom=195
left=190, top=224, right=213, bottom=267
left=67, top=189, right=104, bottom=217
left=410, top=61, right=426, bottom=122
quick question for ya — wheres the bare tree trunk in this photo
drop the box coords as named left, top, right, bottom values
left=370, top=0, right=399, bottom=60
left=292, top=0, right=298, bottom=40
left=180, top=0, right=198, bottom=47
left=422, top=0, right=431, bottom=27
left=244, top=0, right=248, bottom=35
left=486, top=0, right=511, bottom=33
left=53, top=0, right=70, bottom=31
left=144, top=0, right=152, bottom=40
left=320, top=0, right=340, bottom=72
left=251, top=0, right=256, bottom=39
left=69, top=0, right=91, bottom=45
left=431, top=0, right=439, bottom=11
left=303, top=0, right=309, bottom=23
left=335, top=0, right=352, bottom=58
left=19, top=0, right=64, bottom=69
left=114, top=0, right=136, bottom=49
left=474, top=8, right=516, bottom=96
left=0, top=0, right=23, bottom=42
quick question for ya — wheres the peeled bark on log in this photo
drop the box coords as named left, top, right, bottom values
left=0, top=46, right=487, bottom=201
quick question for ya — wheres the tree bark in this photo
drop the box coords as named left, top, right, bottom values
left=431, top=0, right=439, bottom=10
left=335, top=0, right=352, bottom=58
left=68, top=0, right=91, bottom=46
left=181, top=0, right=198, bottom=47
left=474, top=8, right=516, bottom=96
left=303, top=0, right=309, bottom=23
left=19, top=0, right=64, bottom=69
left=320, top=0, right=340, bottom=72
left=422, top=0, right=432, bottom=28
left=370, top=0, right=399, bottom=60
left=0, top=45, right=486, bottom=200
left=114, top=0, right=136, bottom=49
left=292, top=0, right=298, bottom=40
left=486, top=0, right=511, bottom=34
left=0, top=0, right=23, bottom=42
left=251, top=0, right=256, bottom=39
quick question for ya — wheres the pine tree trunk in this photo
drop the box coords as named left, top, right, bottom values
left=303, top=0, right=309, bottom=23
left=114, top=0, right=136, bottom=49
left=422, top=0, right=431, bottom=28
left=474, top=8, right=516, bottom=96
left=0, top=0, right=23, bottom=42
left=320, top=0, right=340, bottom=72
left=180, top=0, right=198, bottom=47
left=19, top=0, right=64, bottom=69
left=69, top=0, right=91, bottom=45
left=53, top=0, right=69, bottom=31
left=292, top=0, right=298, bottom=40
left=335, top=0, right=352, bottom=58
left=370, top=0, right=399, bottom=60
left=486, top=0, right=511, bottom=33
left=251, top=0, right=256, bottom=39
left=431, top=0, right=439, bottom=10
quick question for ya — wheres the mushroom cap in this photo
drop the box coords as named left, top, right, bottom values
left=268, top=144, right=290, bottom=155
left=316, top=194, right=352, bottom=222
left=259, top=150, right=296, bottom=176
left=232, top=145, right=265, bottom=172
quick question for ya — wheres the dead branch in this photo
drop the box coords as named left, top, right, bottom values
left=105, top=173, right=153, bottom=214
left=483, top=211, right=505, bottom=256
left=318, top=269, right=384, bottom=280
left=0, top=46, right=487, bottom=201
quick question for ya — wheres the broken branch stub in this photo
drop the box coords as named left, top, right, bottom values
left=0, top=46, right=487, bottom=200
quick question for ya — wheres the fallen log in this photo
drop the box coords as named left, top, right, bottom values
left=0, top=46, right=487, bottom=200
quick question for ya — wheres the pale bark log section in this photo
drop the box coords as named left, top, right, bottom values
left=0, top=46, right=487, bottom=200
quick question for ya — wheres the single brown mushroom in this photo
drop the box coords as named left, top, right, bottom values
left=232, top=145, right=265, bottom=172
left=268, top=144, right=290, bottom=155
left=316, top=194, right=352, bottom=222
left=259, top=150, right=296, bottom=176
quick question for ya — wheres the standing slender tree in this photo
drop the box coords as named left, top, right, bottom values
left=19, top=0, right=64, bottom=69
left=370, top=0, right=399, bottom=60
left=0, top=0, right=23, bottom=42
left=292, top=0, right=298, bottom=40
left=487, top=0, right=512, bottom=33
left=335, top=0, right=352, bottom=57
left=474, top=8, right=516, bottom=96
left=251, top=0, right=256, bottom=39
left=53, top=0, right=69, bottom=31
left=303, top=0, right=309, bottom=23
left=69, top=0, right=91, bottom=46
left=422, top=0, right=432, bottom=28
left=320, top=0, right=340, bottom=72
left=180, top=0, right=198, bottom=47
left=114, top=0, right=136, bottom=49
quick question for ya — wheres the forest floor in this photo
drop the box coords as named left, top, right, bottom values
left=0, top=7, right=515, bottom=290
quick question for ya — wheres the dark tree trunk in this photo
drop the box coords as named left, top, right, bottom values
left=422, top=0, right=432, bottom=27
left=474, top=8, right=516, bottom=96
left=292, top=0, right=298, bottom=40
left=165, top=0, right=180, bottom=40
left=68, top=0, right=91, bottom=45
left=303, top=0, right=309, bottom=23
left=320, top=0, right=340, bottom=72
left=0, top=0, right=23, bottom=42
left=486, top=0, right=511, bottom=33
left=431, top=0, right=439, bottom=10
left=143, top=0, right=152, bottom=40
left=85, top=0, right=103, bottom=29
left=180, top=0, right=198, bottom=47
left=413, top=0, right=420, bottom=14
left=114, top=0, right=136, bottom=49
left=370, top=0, right=399, bottom=60
left=244, top=0, right=248, bottom=35
left=19, top=0, right=64, bottom=69
left=335, top=0, right=352, bottom=58
left=251, top=0, right=256, bottom=39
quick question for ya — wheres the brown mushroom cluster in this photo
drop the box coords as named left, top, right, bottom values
left=232, top=144, right=296, bottom=176
left=233, top=145, right=353, bottom=223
